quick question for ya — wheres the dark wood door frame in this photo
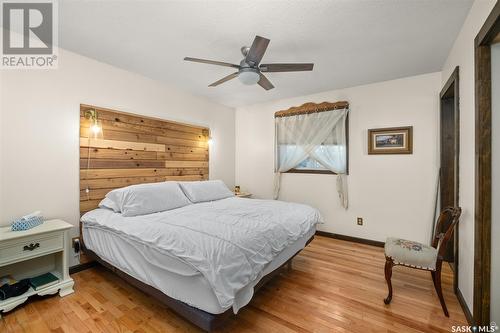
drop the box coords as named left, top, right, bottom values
left=474, top=1, right=500, bottom=326
left=439, top=66, right=460, bottom=294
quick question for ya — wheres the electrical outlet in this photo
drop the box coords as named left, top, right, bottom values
left=357, top=217, right=363, bottom=226
left=72, top=237, right=81, bottom=255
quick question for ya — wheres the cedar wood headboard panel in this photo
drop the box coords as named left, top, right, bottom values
left=79, top=104, right=209, bottom=215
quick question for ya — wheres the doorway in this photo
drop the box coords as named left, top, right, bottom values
left=439, top=67, right=459, bottom=293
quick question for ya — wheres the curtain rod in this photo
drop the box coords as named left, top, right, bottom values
left=274, top=101, right=349, bottom=118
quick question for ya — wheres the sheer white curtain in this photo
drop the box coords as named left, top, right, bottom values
left=274, top=108, right=349, bottom=208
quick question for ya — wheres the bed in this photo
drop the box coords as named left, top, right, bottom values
left=80, top=195, right=320, bottom=331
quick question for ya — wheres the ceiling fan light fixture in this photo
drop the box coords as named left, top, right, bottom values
left=238, top=69, right=260, bottom=85
left=184, top=35, right=313, bottom=90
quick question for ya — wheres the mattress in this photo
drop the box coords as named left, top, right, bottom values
left=83, top=222, right=315, bottom=314
left=81, top=197, right=320, bottom=314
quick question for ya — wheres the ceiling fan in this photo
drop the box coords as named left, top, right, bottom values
left=184, top=35, right=314, bottom=90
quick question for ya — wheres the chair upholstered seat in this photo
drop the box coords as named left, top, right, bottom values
left=384, top=237, right=438, bottom=271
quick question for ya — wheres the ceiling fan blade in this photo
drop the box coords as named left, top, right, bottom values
left=258, top=73, right=274, bottom=90
left=259, top=63, right=314, bottom=72
left=245, top=36, right=270, bottom=66
left=208, top=72, right=239, bottom=87
left=184, top=57, right=239, bottom=69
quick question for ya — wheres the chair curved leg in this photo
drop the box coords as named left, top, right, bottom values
left=384, top=257, right=393, bottom=305
left=433, top=262, right=449, bottom=317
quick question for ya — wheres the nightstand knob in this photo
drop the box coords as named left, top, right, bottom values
left=23, top=243, right=40, bottom=251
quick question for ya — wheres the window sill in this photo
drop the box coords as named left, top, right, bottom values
left=285, top=169, right=336, bottom=175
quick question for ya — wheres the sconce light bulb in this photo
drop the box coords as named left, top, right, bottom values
left=91, top=123, right=101, bottom=135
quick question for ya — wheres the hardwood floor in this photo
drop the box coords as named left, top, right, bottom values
left=0, top=236, right=467, bottom=332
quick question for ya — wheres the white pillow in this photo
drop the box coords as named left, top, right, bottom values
left=105, top=181, right=191, bottom=217
left=98, top=197, right=120, bottom=213
left=179, top=180, right=234, bottom=203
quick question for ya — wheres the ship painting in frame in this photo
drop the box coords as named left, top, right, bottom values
left=368, top=126, right=413, bottom=155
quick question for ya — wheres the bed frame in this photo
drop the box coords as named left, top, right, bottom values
left=82, top=236, right=314, bottom=332
left=78, top=105, right=315, bottom=330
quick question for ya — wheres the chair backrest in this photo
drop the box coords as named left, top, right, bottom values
left=431, top=206, right=462, bottom=259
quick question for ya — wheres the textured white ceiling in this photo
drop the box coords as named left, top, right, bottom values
left=59, top=0, right=473, bottom=107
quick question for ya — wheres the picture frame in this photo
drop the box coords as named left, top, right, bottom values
left=368, top=126, right=413, bottom=154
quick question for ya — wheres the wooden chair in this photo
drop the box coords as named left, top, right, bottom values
left=383, top=206, right=462, bottom=316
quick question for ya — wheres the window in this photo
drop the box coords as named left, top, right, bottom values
left=287, top=144, right=349, bottom=174
left=275, top=107, right=349, bottom=175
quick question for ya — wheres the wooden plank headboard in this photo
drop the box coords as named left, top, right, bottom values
left=79, top=104, right=209, bottom=215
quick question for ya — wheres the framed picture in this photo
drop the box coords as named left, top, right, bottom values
left=368, top=126, right=413, bottom=154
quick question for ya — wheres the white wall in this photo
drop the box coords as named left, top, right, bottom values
left=491, top=42, right=500, bottom=323
left=0, top=69, right=3, bottom=222
left=235, top=72, right=441, bottom=244
left=440, top=0, right=497, bottom=311
left=0, top=49, right=235, bottom=265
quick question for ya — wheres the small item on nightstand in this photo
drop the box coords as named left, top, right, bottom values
left=29, top=272, right=59, bottom=291
left=233, top=186, right=252, bottom=198
left=235, top=192, right=252, bottom=198
left=0, top=279, right=30, bottom=300
left=11, top=211, right=44, bottom=231
left=0, top=275, right=16, bottom=286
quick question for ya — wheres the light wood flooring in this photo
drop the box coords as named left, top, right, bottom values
left=0, top=236, right=467, bottom=332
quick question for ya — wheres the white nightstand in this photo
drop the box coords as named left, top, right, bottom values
left=235, top=192, right=252, bottom=198
left=0, top=219, right=74, bottom=317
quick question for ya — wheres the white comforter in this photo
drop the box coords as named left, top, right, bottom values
left=81, top=197, right=321, bottom=309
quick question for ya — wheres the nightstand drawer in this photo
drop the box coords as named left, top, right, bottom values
left=0, top=233, right=63, bottom=265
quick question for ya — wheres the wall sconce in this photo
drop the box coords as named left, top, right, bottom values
left=84, top=109, right=102, bottom=137
left=83, top=108, right=103, bottom=198
left=202, top=129, right=212, bottom=145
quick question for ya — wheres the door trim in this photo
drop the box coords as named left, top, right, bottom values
left=474, top=1, right=500, bottom=325
left=439, top=66, right=460, bottom=294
